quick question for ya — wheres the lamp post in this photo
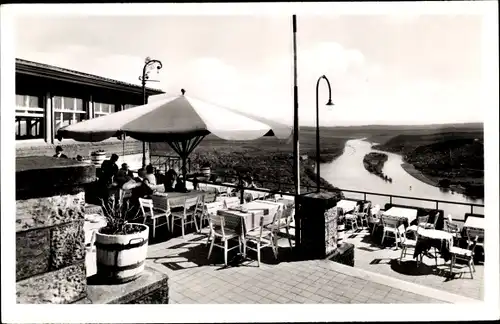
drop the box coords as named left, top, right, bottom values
left=315, top=75, right=334, bottom=192
left=138, top=57, right=163, bottom=168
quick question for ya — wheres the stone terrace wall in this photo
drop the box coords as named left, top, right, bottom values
left=16, top=139, right=149, bottom=171
left=16, top=156, right=96, bottom=303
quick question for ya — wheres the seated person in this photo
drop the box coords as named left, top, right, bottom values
left=174, top=177, right=187, bottom=192
left=115, top=163, right=133, bottom=187
left=145, top=164, right=157, bottom=185
left=164, top=169, right=178, bottom=192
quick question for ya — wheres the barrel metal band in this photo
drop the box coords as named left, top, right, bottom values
left=97, top=260, right=145, bottom=272
left=95, top=239, right=148, bottom=251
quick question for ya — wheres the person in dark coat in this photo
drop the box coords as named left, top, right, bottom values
left=53, top=146, right=68, bottom=158
left=100, top=154, right=119, bottom=187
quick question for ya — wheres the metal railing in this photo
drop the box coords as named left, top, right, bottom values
left=187, top=174, right=484, bottom=220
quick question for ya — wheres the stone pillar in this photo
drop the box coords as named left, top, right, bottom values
left=16, top=156, right=96, bottom=303
left=88, top=95, right=94, bottom=119
left=298, top=191, right=340, bottom=260
left=44, top=92, right=53, bottom=144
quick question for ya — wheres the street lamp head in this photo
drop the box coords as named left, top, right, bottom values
left=326, top=99, right=334, bottom=106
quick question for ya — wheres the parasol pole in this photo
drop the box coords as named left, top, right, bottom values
left=292, top=14, right=301, bottom=251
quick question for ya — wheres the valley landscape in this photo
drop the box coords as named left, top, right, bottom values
left=150, top=122, right=484, bottom=199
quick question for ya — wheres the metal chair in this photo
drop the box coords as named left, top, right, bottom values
left=207, top=214, right=242, bottom=266
left=368, top=206, right=382, bottom=236
left=449, top=236, right=478, bottom=279
left=397, top=224, right=420, bottom=264
left=406, top=215, right=429, bottom=236
left=204, top=201, right=225, bottom=245
left=244, top=215, right=278, bottom=266
left=139, top=198, right=171, bottom=238
left=345, top=204, right=360, bottom=233
left=357, top=201, right=372, bottom=229
left=380, top=215, right=401, bottom=248
left=423, top=211, right=439, bottom=229
left=171, top=196, right=201, bottom=238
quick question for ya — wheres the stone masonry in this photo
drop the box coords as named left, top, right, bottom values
left=16, top=156, right=96, bottom=303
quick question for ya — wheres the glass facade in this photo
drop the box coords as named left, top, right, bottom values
left=53, top=96, right=86, bottom=133
left=94, top=102, right=116, bottom=117
left=15, top=94, right=44, bottom=140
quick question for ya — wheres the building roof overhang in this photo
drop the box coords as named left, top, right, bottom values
left=15, top=58, right=165, bottom=96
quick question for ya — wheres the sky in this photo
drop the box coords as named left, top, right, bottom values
left=14, top=13, right=485, bottom=126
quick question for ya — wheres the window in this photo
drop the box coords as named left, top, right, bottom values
left=53, top=96, right=86, bottom=132
left=16, top=94, right=44, bottom=140
left=94, top=102, right=116, bottom=117
left=123, top=104, right=136, bottom=110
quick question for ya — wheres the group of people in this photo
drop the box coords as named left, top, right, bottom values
left=96, top=153, right=188, bottom=218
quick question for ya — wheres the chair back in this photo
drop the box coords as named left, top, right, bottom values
left=397, top=224, right=406, bottom=243
left=284, top=205, right=295, bottom=226
left=466, top=227, right=485, bottom=242
left=184, top=196, right=200, bottom=214
left=223, top=197, right=241, bottom=209
left=204, top=192, right=217, bottom=203
left=208, top=214, right=228, bottom=238
left=361, top=202, right=372, bottom=215
left=430, top=211, right=439, bottom=227
left=205, top=201, right=224, bottom=216
left=139, top=198, right=154, bottom=217
left=381, top=215, right=399, bottom=229
left=444, top=219, right=459, bottom=234
left=272, top=207, right=286, bottom=230
left=417, top=215, right=429, bottom=227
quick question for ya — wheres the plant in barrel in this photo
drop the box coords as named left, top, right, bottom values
left=95, top=196, right=150, bottom=283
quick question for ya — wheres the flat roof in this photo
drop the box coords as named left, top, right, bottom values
left=16, top=58, right=164, bottom=95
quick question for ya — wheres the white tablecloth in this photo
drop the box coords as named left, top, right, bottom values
left=336, top=200, right=358, bottom=213
left=383, top=207, right=418, bottom=225
left=464, top=216, right=485, bottom=230
left=418, top=229, right=454, bottom=243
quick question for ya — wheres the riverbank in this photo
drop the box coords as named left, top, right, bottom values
left=400, top=162, right=439, bottom=187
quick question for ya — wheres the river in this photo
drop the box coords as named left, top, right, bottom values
left=321, top=139, right=484, bottom=220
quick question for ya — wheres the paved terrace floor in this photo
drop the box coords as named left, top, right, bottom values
left=86, top=227, right=479, bottom=304
left=342, top=227, right=484, bottom=301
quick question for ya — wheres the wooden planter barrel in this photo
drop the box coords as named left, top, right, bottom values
left=95, top=223, right=149, bottom=284
left=91, top=151, right=107, bottom=166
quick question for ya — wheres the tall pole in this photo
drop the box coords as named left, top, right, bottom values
left=139, top=57, right=163, bottom=168
left=315, top=75, right=333, bottom=192
left=315, top=79, right=320, bottom=192
left=141, top=76, right=147, bottom=168
left=292, top=15, right=301, bottom=251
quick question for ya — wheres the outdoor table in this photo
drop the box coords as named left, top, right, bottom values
left=151, top=190, right=206, bottom=210
left=383, top=207, right=418, bottom=226
left=336, top=200, right=358, bottom=214
left=414, top=229, right=454, bottom=262
left=463, top=216, right=485, bottom=230
left=84, top=214, right=107, bottom=246
left=217, top=201, right=276, bottom=236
